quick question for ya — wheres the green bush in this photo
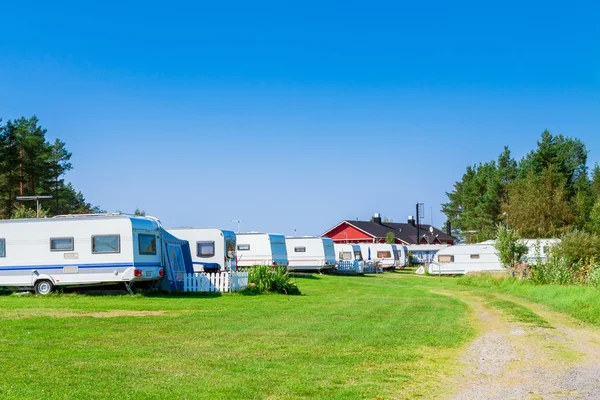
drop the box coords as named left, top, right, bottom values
left=524, top=230, right=600, bottom=286
left=494, top=224, right=528, bottom=271
left=553, top=230, right=600, bottom=265
left=244, top=265, right=302, bottom=295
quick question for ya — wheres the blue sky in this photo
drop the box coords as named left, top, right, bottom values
left=1, top=0, right=599, bottom=235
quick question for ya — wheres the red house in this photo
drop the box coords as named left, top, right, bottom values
left=322, top=215, right=455, bottom=245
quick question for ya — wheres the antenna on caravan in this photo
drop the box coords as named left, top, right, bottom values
left=16, top=195, right=53, bottom=218
left=232, top=219, right=243, bottom=233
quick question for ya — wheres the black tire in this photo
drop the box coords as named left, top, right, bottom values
left=34, top=280, right=54, bottom=295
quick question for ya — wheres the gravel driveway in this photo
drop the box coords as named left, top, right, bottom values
left=437, top=290, right=600, bottom=400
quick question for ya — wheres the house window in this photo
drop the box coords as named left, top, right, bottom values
left=50, top=237, right=74, bottom=252
left=237, top=244, right=250, bottom=251
left=197, top=241, right=215, bottom=258
left=377, top=251, right=391, bottom=258
left=470, top=254, right=480, bottom=260
left=92, top=235, right=120, bottom=254
left=438, top=255, right=454, bottom=263
left=294, top=247, right=306, bottom=253
left=0, top=239, right=5, bottom=257
left=139, top=234, right=157, bottom=255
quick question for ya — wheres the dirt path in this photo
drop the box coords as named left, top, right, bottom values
left=437, top=290, right=600, bottom=400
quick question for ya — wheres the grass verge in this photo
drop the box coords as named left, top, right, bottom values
left=459, top=273, right=600, bottom=326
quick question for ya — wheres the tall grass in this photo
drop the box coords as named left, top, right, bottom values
left=245, top=265, right=302, bottom=295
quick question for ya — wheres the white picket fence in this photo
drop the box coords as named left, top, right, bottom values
left=183, top=271, right=249, bottom=293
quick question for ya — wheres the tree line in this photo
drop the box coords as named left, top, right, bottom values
left=443, top=130, right=600, bottom=241
left=0, top=116, right=103, bottom=218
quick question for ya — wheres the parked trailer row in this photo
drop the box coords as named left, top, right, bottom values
left=0, top=214, right=411, bottom=295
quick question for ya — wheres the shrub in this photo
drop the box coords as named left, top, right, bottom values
left=246, top=265, right=301, bottom=295
left=553, top=230, right=600, bottom=265
left=494, top=224, right=528, bottom=272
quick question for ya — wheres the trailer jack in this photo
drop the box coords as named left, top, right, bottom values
left=124, top=282, right=135, bottom=296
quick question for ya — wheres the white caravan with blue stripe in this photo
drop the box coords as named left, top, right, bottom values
left=235, top=233, right=288, bottom=268
left=285, top=237, right=336, bottom=271
left=0, top=214, right=180, bottom=294
left=167, top=228, right=237, bottom=272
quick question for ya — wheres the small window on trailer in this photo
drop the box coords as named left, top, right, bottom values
left=470, top=254, right=480, bottom=259
left=0, top=239, right=5, bottom=257
left=197, top=241, right=216, bottom=257
left=237, top=244, right=250, bottom=251
left=438, top=255, right=454, bottom=263
left=543, top=246, right=550, bottom=254
left=377, top=251, right=391, bottom=258
left=92, top=235, right=120, bottom=254
left=294, top=247, right=306, bottom=253
left=138, top=234, right=157, bottom=255
left=50, top=237, right=74, bottom=252
left=340, top=251, right=352, bottom=260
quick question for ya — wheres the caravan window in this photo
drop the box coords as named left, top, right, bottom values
left=0, top=239, right=4, bottom=257
left=340, top=251, right=352, bottom=260
left=294, top=247, right=306, bottom=253
left=197, top=241, right=215, bottom=258
left=92, top=235, right=120, bottom=254
left=470, top=254, right=480, bottom=260
left=438, top=255, right=454, bottom=263
left=377, top=251, right=391, bottom=258
left=50, top=237, right=74, bottom=252
left=543, top=246, right=550, bottom=255
left=354, top=251, right=363, bottom=261
left=237, top=244, right=250, bottom=251
left=139, top=234, right=157, bottom=255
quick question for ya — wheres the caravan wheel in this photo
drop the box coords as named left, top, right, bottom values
left=34, top=280, right=54, bottom=295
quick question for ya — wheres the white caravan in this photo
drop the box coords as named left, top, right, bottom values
left=522, top=239, right=560, bottom=262
left=428, top=239, right=560, bottom=275
left=168, top=228, right=237, bottom=272
left=285, top=237, right=336, bottom=271
left=0, top=214, right=194, bottom=294
left=236, top=233, right=289, bottom=268
left=334, top=243, right=365, bottom=273
left=334, top=244, right=364, bottom=263
left=392, top=244, right=410, bottom=269
left=358, top=243, right=401, bottom=269
left=429, top=243, right=502, bottom=275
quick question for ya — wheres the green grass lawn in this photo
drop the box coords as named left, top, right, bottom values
left=0, top=273, right=473, bottom=400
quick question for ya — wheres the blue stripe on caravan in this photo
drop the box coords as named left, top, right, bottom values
left=0, top=262, right=161, bottom=272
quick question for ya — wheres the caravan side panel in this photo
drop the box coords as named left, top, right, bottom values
left=0, top=216, right=164, bottom=290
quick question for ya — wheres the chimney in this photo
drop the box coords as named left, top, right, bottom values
left=446, top=221, right=452, bottom=236
left=408, top=216, right=416, bottom=227
left=373, top=212, right=382, bottom=225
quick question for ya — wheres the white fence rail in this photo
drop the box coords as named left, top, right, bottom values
left=183, top=272, right=249, bottom=293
